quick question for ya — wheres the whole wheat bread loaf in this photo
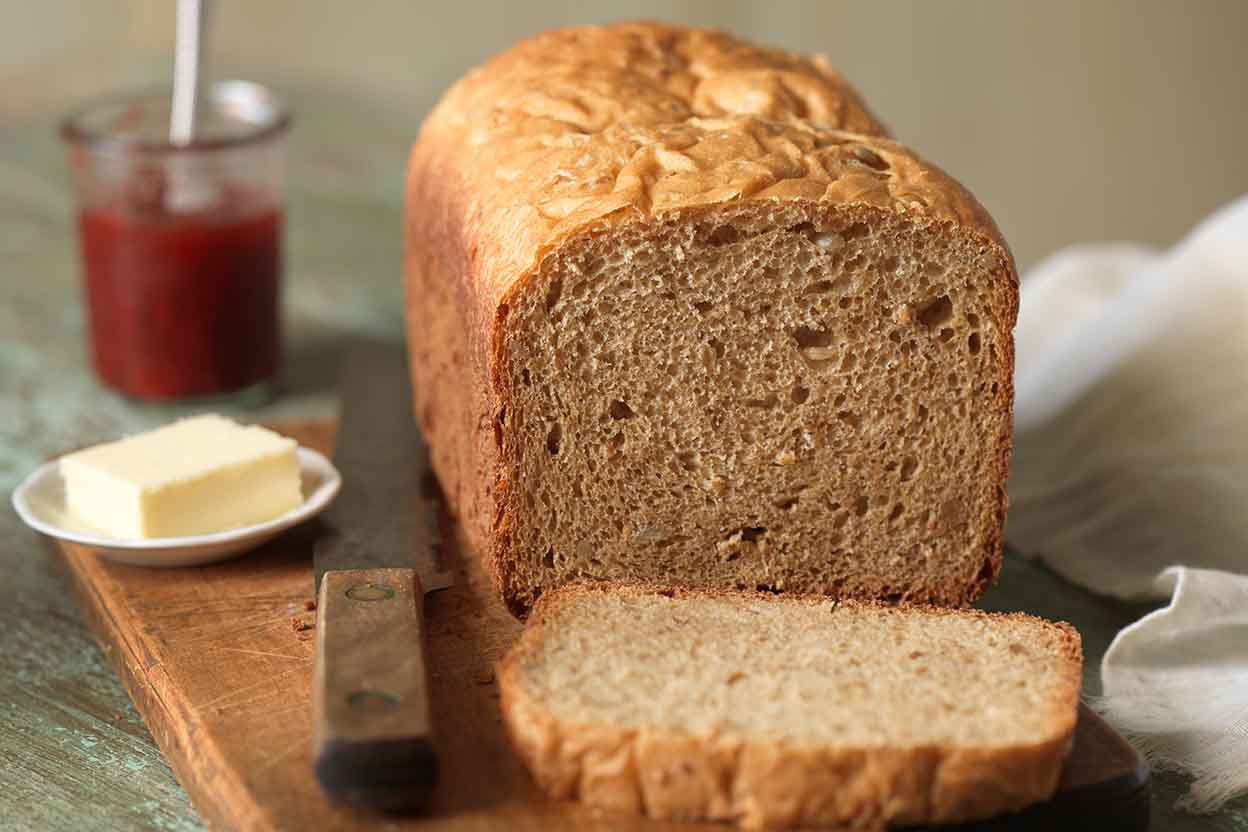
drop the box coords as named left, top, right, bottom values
left=405, top=22, right=1019, bottom=616
left=500, top=584, right=1082, bottom=829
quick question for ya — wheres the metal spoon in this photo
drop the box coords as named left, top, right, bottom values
left=170, top=0, right=211, bottom=145
left=168, top=0, right=216, bottom=211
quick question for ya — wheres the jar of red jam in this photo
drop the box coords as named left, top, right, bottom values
left=61, top=82, right=290, bottom=403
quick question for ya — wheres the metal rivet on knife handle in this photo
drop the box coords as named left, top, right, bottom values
left=345, top=582, right=395, bottom=602
left=346, top=690, right=400, bottom=710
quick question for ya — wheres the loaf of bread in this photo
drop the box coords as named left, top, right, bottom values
left=500, top=583, right=1082, bottom=829
left=405, top=22, right=1018, bottom=616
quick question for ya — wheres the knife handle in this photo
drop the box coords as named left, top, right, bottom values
left=313, top=567, right=437, bottom=811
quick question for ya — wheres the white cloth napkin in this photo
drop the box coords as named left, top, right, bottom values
left=1007, top=195, right=1248, bottom=811
left=1100, top=567, right=1248, bottom=812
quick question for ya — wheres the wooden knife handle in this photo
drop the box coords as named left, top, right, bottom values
left=313, top=567, right=436, bottom=811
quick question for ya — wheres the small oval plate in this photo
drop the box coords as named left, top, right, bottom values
left=10, top=447, right=341, bottom=567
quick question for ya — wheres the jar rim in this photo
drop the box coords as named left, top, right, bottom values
left=61, top=80, right=291, bottom=155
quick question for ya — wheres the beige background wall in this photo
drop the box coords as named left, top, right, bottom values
left=4, top=0, right=1247, bottom=270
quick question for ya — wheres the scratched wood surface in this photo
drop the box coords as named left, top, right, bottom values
left=52, top=420, right=1153, bottom=832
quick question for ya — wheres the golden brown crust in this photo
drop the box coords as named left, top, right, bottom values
left=404, top=21, right=1019, bottom=615
left=499, top=582, right=1083, bottom=829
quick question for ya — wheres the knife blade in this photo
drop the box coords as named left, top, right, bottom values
left=312, top=342, right=453, bottom=812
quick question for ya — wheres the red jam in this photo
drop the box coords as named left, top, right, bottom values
left=78, top=184, right=281, bottom=400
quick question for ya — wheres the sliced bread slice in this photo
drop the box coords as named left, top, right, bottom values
left=499, top=583, right=1082, bottom=829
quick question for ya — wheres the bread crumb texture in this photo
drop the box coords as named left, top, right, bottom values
left=501, top=584, right=1082, bottom=829
left=405, top=22, right=1019, bottom=615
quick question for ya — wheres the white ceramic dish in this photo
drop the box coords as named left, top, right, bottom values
left=10, top=447, right=341, bottom=567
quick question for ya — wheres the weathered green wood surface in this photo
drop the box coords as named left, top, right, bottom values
left=2, top=57, right=1245, bottom=832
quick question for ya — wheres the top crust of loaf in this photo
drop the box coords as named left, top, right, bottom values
left=413, top=21, right=1012, bottom=310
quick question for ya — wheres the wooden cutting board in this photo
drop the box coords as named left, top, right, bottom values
left=53, top=421, right=1149, bottom=831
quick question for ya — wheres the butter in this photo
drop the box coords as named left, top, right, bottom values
left=60, top=414, right=302, bottom=538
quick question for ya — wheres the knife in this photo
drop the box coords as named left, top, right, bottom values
left=312, top=343, right=453, bottom=811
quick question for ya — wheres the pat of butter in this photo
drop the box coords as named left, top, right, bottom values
left=60, top=414, right=302, bottom=539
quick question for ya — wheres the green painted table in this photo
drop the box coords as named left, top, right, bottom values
left=2, top=83, right=1244, bottom=831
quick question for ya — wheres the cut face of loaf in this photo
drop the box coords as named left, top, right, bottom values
left=500, top=584, right=1083, bottom=829
left=404, top=22, right=1018, bottom=615
left=501, top=201, right=1013, bottom=612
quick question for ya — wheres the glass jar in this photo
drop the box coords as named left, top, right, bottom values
left=61, top=81, right=291, bottom=403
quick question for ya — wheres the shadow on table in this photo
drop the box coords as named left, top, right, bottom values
left=280, top=332, right=408, bottom=403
